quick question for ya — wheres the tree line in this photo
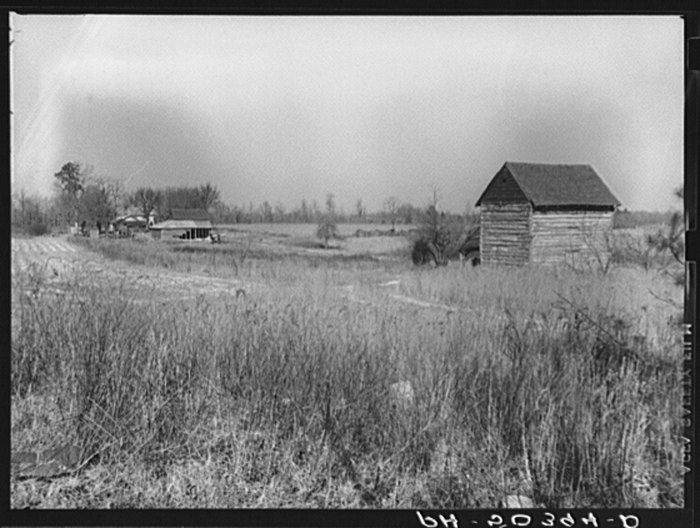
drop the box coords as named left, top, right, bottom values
left=11, top=161, right=684, bottom=273
left=210, top=196, right=430, bottom=226
left=12, top=160, right=681, bottom=241
left=11, top=161, right=464, bottom=235
left=12, top=162, right=227, bottom=234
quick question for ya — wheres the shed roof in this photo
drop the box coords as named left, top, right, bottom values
left=151, top=219, right=212, bottom=230
left=476, top=162, right=621, bottom=208
left=114, top=214, right=147, bottom=225
left=170, top=208, right=211, bottom=221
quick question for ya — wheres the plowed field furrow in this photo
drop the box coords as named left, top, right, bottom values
left=11, top=236, right=249, bottom=303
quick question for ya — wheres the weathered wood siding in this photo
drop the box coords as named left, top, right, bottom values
left=530, top=210, right=614, bottom=265
left=480, top=203, right=532, bottom=266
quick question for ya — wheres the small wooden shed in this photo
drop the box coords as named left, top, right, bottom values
left=150, top=209, right=213, bottom=240
left=475, top=162, right=621, bottom=266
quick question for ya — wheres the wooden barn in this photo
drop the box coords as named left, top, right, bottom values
left=150, top=208, right=213, bottom=240
left=475, top=162, right=621, bottom=266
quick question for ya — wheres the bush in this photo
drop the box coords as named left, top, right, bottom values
left=412, top=222, right=479, bottom=267
left=317, top=217, right=339, bottom=248
left=411, top=239, right=437, bottom=266
left=27, top=222, right=49, bottom=236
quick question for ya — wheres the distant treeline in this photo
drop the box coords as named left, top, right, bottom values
left=12, top=161, right=480, bottom=234
left=211, top=199, right=440, bottom=226
left=612, top=209, right=677, bottom=229
left=10, top=160, right=678, bottom=235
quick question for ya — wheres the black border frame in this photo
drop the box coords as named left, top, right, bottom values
left=2, top=2, right=697, bottom=527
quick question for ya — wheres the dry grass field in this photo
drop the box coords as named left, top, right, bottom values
left=10, top=226, right=685, bottom=509
left=218, top=221, right=417, bottom=236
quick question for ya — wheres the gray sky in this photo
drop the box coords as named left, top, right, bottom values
left=10, top=14, right=683, bottom=213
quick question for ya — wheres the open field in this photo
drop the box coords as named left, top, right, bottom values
left=217, top=222, right=419, bottom=237
left=215, top=222, right=415, bottom=261
left=11, top=229, right=685, bottom=508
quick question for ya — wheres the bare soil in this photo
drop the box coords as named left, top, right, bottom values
left=11, top=235, right=251, bottom=303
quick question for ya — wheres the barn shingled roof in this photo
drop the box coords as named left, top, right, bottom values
left=476, top=162, right=621, bottom=208
left=170, top=208, right=211, bottom=221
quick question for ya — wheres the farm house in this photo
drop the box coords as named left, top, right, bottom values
left=113, top=213, right=149, bottom=236
left=475, top=162, right=621, bottom=266
left=150, top=208, right=213, bottom=240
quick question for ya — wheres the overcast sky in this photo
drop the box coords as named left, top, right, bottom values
left=10, top=14, right=683, bottom=213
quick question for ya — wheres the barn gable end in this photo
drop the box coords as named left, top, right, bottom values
left=475, top=164, right=529, bottom=205
left=475, top=162, right=620, bottom=266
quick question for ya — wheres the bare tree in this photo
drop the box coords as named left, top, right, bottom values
left=383, top=196, right=400, bottom=231
left=196, top=182, right=221, bottom=211
left=647, top=186, right=684, bottom=286
left=12, top=189, right=49, bottom=234
left=325, top=193, right=336, bottom=216
left=130, top=187, right=163, bottom=227
left=311, top=200, right=321, bottom=222
left=412, top=187, right=452, bottom=266
left=82, top=182, right=117, bottom=229
left=274, top=201, right=286, bottom=223
left=103, top=179, right=126, bottom=215
left=300, top=199, right=311, bottom=222
left=259, top=201, right=273, bottom=223
left=355, top=198, right=365, bottom=221
left=647, top=188, right=684, bottom=266
left=317, top=193, right=339, bottom=248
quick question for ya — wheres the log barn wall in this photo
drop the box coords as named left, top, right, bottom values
left=480, top=203, right=532, bottom=266
left=530, top=210, right=614, bottom=265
